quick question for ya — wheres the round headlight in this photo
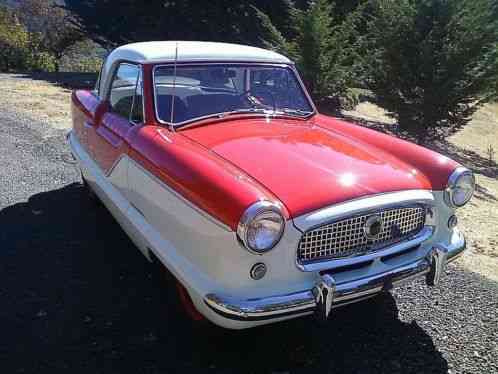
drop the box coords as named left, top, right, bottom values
left=237, top=201, right=285, bottom=254
left=445, top=168, right=475, bottom=208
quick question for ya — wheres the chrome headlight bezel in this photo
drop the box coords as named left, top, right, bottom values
left=237, top=201, right=285, bottom=254
left=445, top=167, right=475, bottom=208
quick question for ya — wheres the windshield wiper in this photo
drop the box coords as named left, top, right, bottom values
left=222, top=108, right=272, bottom=116
left=178, top=107, right=313, bottom=130
left=225, top=108, right=314, bottom=117
left=278, top=108, right=314, bottom=117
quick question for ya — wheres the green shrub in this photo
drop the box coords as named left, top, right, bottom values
left=0, top=7, right=31, bottom=71
left=59, top=39, right=104, bottom=72
left=0, top=7, right=57, bottom=72
left=364, top=0, right=498, bottom=139
left=27, top=52, right=56, bottom=72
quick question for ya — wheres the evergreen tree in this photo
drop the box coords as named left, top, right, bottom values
left=257, top=0, right=365, bottom=107
left=364, top=0, right=498, bottom=139
left=64, top=0, right=294, bottom=49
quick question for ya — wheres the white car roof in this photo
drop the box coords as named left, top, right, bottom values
left=107, top=41, right=291, bottom=64
left=100, top=41, right=292, bottom=98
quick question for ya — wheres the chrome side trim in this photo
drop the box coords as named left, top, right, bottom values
left=297, top=226, right=434, bottom=272
left=105, top=154, right=126, bottom=177
left=204, top=231, right=466, bottom=322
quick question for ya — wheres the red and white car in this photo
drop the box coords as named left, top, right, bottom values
left=68, top=41, right=474, bottom=329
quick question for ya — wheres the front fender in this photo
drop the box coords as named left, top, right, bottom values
left=127, top=125, right=286, bottom=230
left=313, top=114, right=460, bottom=190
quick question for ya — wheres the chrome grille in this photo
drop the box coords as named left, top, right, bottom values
left=297, top=206, right=426, bottom=263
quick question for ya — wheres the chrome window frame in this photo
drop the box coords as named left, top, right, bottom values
left=130, top=67, right=145, bottom=125
left=151, top=62, right=317, bottom=129
left=93, top=56, right=106, bottom=97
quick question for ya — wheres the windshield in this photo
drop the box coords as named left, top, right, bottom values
left=153, top=64, right=314, bottom=125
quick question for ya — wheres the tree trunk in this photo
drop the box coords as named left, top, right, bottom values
left=54, top=59, right=60, bottom=83
left=397, top=112, right=428, bottom=142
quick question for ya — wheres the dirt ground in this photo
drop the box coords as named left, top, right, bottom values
left=3, top=74, right=497, bottom=281
left=345, top=103, right=498, bottom=281
left=0, top=74, right=74, bottom=130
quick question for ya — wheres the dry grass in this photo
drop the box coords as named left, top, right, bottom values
left=449, top=104, right=498, bottom=281
left=1, top=75, right=74, bottom=130
left=345, top=103, right=498, bottom=281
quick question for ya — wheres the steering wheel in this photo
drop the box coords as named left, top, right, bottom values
left=238, top=88, right=276, bottom=112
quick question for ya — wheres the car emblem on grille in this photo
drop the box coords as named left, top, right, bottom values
left=391, top=224, right=401, bottom=237
left=364, top=215, right=383, bottom=240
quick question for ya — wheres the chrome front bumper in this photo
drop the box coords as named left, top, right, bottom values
left=204, top=232, right=466, bottom=321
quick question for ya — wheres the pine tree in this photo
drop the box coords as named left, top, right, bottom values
left=364, top=0, right=498, bottom=139
left=256, top=0, right=365, bottom=107
left=64, top=0, right=295, bottom=49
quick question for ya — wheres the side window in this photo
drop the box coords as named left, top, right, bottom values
left=109, top=63, right=142, bottom=122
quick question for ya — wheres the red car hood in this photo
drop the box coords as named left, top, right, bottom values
left=182, top=117, right=446, bottom=218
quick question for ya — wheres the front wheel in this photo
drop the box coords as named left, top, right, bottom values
left=159, top=262, right=207, bottom=325
left=175, top=281, right=206, bottom=322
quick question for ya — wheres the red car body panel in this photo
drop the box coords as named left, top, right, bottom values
left=313, top=115, right=458, bottom=189
left=71, top=90, right=100, bottom=154
left=72, top=91, right=133, bottom=174
left=127, top=126, right=281, bottom=229
left=71, top=60, right=459, bottom=230
left=182, top=117, right=458, bottom=218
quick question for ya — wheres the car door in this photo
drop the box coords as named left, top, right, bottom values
left=88, top=63, right=141, bottom=171
left=85, top=63, right=143, bottom=206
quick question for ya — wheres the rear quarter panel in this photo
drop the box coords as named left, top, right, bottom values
left=71, top=90, right=100, bottom=154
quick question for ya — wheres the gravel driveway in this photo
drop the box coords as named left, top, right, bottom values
left=0, top=74, right=497, bottom=373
